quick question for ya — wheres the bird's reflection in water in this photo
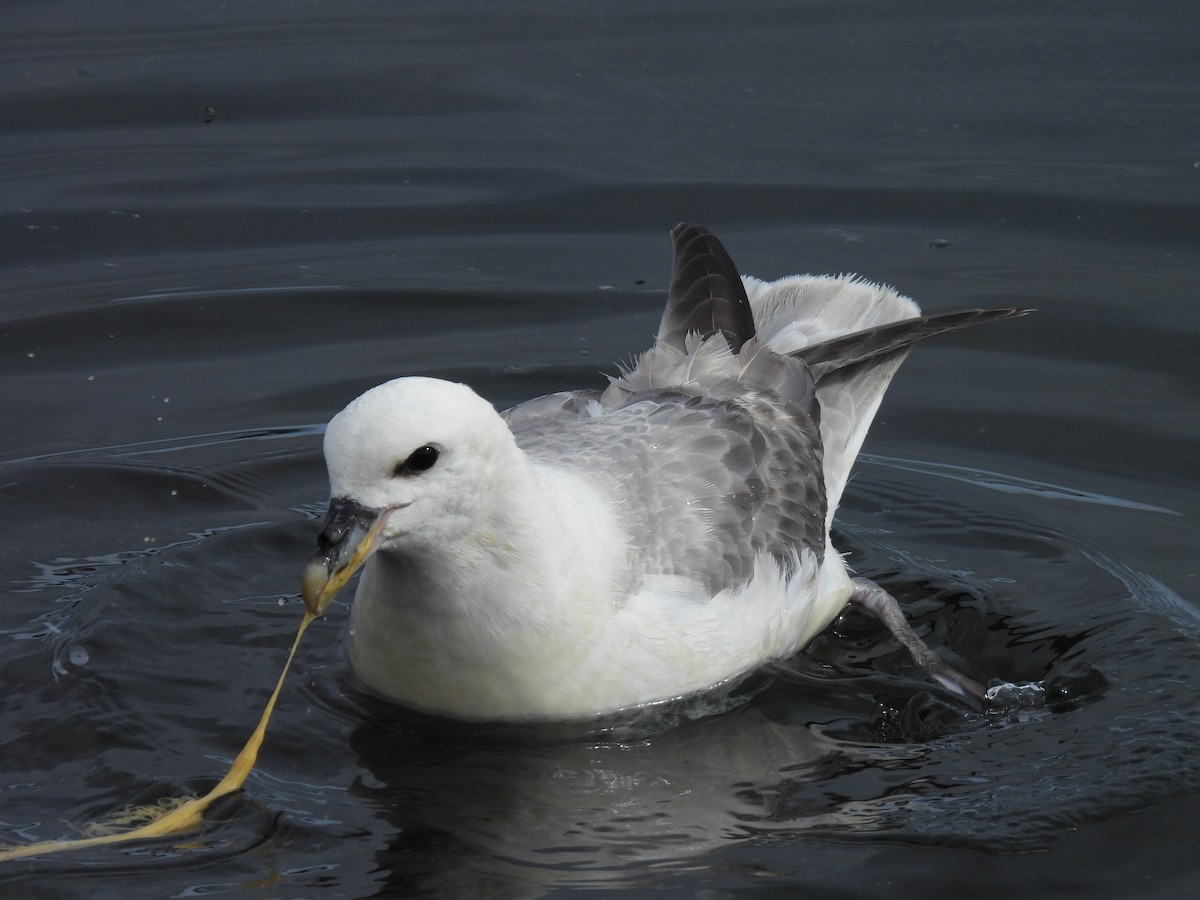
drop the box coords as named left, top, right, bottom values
left=340, top=674, right=933, bottom=896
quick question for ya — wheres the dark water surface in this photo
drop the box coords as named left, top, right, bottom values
left=3, top=1, right=1198, bottom=897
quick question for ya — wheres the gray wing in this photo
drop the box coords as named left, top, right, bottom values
left=500, top=224, right=1026, bottom=599
left=793, top=306, right=1030, bottom=523
left=508, top=381, right=825, bottom=597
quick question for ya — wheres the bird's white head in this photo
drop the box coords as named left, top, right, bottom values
left=302, top=376, right=520, bottom=615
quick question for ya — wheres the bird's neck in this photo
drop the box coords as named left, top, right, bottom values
left=344, top=458, right=632, bottom=716
left=365, top=460, right=619, bottom=617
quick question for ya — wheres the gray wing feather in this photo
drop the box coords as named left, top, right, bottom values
left=500, top=389, right=604, bottom=431
left=512, top=384, right=825, bottom=596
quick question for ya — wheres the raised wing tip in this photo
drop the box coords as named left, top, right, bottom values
left=660, top=223, right=756, bottom=354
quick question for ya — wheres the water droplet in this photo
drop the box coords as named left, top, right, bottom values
left=68, top=645, right=89, bottom=667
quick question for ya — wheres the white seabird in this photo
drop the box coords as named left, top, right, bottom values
left=302, top=224, right=1033, bottom=720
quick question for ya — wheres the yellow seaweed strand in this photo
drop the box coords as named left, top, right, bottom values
left=0, top=610, right=315, bottom=864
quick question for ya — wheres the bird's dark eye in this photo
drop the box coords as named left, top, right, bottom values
left=393, top=444, right=440, bottom=477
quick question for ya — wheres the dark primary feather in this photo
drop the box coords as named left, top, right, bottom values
left=658, top=223, right=757, bottom=353
left=796, top=307, right=1031, bottom=382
